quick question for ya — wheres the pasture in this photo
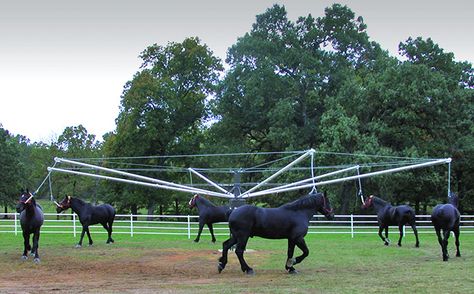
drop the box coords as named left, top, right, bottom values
left=0, top=232, right=473, bottom=293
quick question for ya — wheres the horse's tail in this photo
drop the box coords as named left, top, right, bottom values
left=225, top=208, right=233, bottom=221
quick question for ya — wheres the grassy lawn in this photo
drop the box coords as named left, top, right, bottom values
left=0, top=231, right=473, bottom=293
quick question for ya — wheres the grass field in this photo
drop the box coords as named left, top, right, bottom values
left=0, top=231, right=473, bottom=293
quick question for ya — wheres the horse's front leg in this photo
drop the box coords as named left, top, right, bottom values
left=293, top=237, right=309, bottom=267
left=378, top=225, right=389, bottom=245
left=21, top=230, right=30, bottom=260
left=77, top=226, right=87, bottom=247
left=194, top=220, right=204, bottom=242
left=218, top=236, right=237, bottom=273
left=32, top=229, right=41, bottom=264
left=397, top=224, right=404, bottom=247
left=285, top=239, right=297, bottom=274
left=85, top=226, right=93, bottom=246
left=453, top=227, right=461, bottom=257
left=208, top=223, right=216, bottom=243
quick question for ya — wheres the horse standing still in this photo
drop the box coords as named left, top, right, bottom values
left=362, top=195, right=419, bottom=247
left=431, top=192, right=461, bottom=261
left=218, top=191, right=334, bottom=275
left=16, top=190, right=44, bottom=263
left=188, top=194, right=231, bottom=243
left=56, top=196, right=116, bottom=247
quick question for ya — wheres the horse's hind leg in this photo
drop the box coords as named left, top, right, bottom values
left=208, top=223, right=216, bottom=243
left=397, top=225, right=404, bottom=247
left=285, top=239, right=297, bottom=274
left=108, top=219, right=114, bottom=243
left=435, top=228, right=445, bottom=260
left=411, top=222, right=420, bottom=248
left=218, top=236, right=237, bottom=273
left=102, top=222, right=113, bottom=244
left=453, top=227, right=461, bottom=257
left=234, top=235, right=253, bottom=275
left=442, top=229, right=451, bottom=261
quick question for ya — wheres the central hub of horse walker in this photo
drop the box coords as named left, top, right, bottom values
left=229, top=171, right=247, bottom=209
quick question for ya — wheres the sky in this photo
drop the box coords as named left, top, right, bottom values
left=0, top=0, right=473, bottom=143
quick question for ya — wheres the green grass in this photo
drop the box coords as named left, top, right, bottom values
left=1, top=232, right=473, bottom=293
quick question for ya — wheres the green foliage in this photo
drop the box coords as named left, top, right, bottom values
left=0, top=127, right=22, bottom=209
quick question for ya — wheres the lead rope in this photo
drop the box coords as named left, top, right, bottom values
left=310, top=152, right=317, bottom=193
left=356, top=165, right=364, bottom=205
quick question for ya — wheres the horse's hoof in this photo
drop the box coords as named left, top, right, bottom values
left=88, top=244, right=93, bottom=247
left=193, top=239, right=199, bottom=243
left=246, top=269, right=255, bottom=275
left=21, top=255, right=28, bottom=260
left=397, top=243, right=402, bottom=247
left=456, top=253, right=461, bottom=257
left=217, top=262, right=225, bottom=273
left=415, top=244, right=420, bottom=248
left=288, top=269, right=299, bottom=275
left=384, top=242, right=389, bottom=246
left=212, top=239, right=216, bottom=243
left=443, top=257, right=449, bottom=262
left=75, top=244, right=82, bottom=248
left=286, top=258, right=296, bottom=267
left=33, top=258, right=40, bottom=264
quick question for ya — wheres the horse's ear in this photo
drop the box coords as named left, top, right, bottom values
left=67, top=195, right=71, bottom=200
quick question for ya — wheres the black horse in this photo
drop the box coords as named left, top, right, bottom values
left=431, top=192, right=461, bottom=261
left=16, top=190, right=44, bottom=263
left=189, top=194, right=231, bottom=243
left=218, top=191, right=334, bottom=275
left=56, top=196, right=116, bottom=247
left=362, top=195, right=419, bottom=247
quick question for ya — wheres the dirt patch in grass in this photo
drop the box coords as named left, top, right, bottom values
left=0, top=247, right=275, bottom=293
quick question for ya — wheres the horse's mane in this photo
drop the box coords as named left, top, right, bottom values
left=71, top=197, right=87, bottom=206
left=197, top=196, right=217, bottom=207
left=281, top=193, right=321, bottom=211
left=372, top=196, right=390, bottom=207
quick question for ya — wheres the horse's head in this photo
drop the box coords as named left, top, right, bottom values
left=56, top=195, right=72, bottom=213
left=318, top=191, right=334, bottom=220
left=188, top=194, right=199, bottom=209
left=448, top=192, right=459, bottom=208
left=16, top=189, right=34, bottom=213
left=362, top=195, right=374, bottom=209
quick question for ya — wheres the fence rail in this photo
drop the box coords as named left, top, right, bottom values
left=1, top=213, right=473, bottom=238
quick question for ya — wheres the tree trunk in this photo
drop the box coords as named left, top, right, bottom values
left=174, top=198, right=179, bottom=215
left=3, top=205, right=8, bottom=219
left=131, top=204, right=138, bottom=221
left=147, top=201, right=155, bottom=221
left=338, top=182, right=353, bottom=214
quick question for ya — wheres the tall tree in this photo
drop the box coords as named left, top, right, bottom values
left=103, top=37, right=223, bottom=214
left=0, top=127, right=22, bottom=214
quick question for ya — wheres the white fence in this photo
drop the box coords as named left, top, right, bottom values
left=1, top=213, right=473, bottom=238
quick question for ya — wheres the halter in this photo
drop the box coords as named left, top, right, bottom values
left=321, top=194, right=333, bottom=215
left=19, top=193, right=34, bottom=204
left=188, top=194, right=199, bottom=208
left=58, top=196, right=72, bottom=210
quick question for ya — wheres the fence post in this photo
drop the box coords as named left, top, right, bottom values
left=14, top=213, right=18, bottom=236
left=187, top=215, right=191, bottom=239
left=130, top=214, right=134, bottom=237
left=73, top=214, right=77, bottom=237
left=350, top=214, right=354, bottom=238
left=403, top=225, right=406, bottom=237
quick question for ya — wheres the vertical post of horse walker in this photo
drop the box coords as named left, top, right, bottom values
left=447, top=161, right=451, bottom=197
left=350, top=214, right=354, bottom=238
left=187, top=215, right=191, bottom=239
left=14, top=213, right=18, bottom=236
left=130, top=214, right=134, bottom=237
left=73, top=214, right=77, bottom=237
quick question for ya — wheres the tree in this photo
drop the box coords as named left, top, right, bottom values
left=103, top=37, right=223, bottom=214
left=0, top=127, right=22, bottom=214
